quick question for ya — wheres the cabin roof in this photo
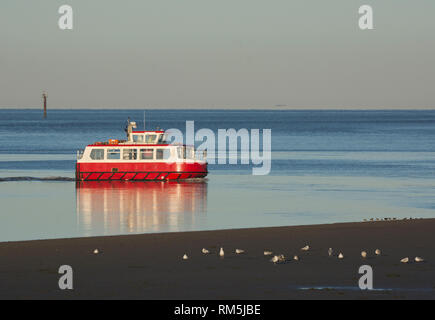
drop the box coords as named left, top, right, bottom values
left=132, top=130, right=165, bottom=134
left=86, top=143, right=193, bottom=148
left=87, top=143, right=171, bottom=147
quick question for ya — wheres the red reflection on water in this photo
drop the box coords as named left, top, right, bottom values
left=76, top=180, right=207, bottom=236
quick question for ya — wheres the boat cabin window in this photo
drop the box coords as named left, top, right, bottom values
left=158, top=134, right=165, bottom=143
left=133, top=134, right=144, bottom=143
left=156, top=148, right=171, bottom=160
left=90, top=149, right=105, bottom=160
left=140, top=148, right=154, bottom=160
left=177, top=146, right=194, bottom=160
left=107, top=149, right=121, bottom=160
left=187, top=147, right=195, bottom=159
left=177, top=147, right=185, bottom=159
left=123, top=149, right=138, bottom=160
left=145, top=134, right=157, bottom=144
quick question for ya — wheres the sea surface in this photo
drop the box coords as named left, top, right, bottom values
left=1, top=109, right=435, bottom=242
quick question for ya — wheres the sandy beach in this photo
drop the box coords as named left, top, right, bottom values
left=0, top=219, right=434, bottom=300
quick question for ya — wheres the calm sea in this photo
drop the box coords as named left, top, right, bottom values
left=1, top=109, right=435, bottom=242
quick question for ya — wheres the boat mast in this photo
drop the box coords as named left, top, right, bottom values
left=125, top=118, right=137, bottom=141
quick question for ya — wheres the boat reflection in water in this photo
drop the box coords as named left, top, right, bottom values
left=76, top=180, right=207, bottom=237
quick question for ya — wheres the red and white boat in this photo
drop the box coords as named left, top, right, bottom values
left=75, top=120, right=208, bottom=181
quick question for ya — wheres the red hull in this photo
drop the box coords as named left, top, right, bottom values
left=76, top=162, right=208, bottom=181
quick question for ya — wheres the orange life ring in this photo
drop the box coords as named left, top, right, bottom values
left=108, top=139, right=119, bottom=145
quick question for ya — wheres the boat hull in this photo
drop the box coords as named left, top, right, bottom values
left=75, top=162, right=208, bottom=181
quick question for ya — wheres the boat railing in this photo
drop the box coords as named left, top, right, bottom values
left=77, top=149, right=85, bottom=160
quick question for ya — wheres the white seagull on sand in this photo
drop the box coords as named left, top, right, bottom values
left=182, top=254, right=189, bottom=260
left=400, top=257, right=409, bottom=263
left=293, top=255, right=299, bottom=261
left=219, top=247, right=225, bottom=257
left=301, top=245, right=310, bottom=251
left=264, top=251, right=273, bottom=256
left=415, top=257, right=425, bottom=263
left=93, top=249, right=99, bottom=254
left=271, top=255, right=279, bottom=264
left=338, top=253, right=344, bottom=259
left=235, top=249, right=245, bottom=254
left=328, top=248, right=333, bottom=257
left=361, top=251, right=367, bottom=259
left=375, top=249, right=381, bottom=256
left=201, top=248, right=210, bottom=254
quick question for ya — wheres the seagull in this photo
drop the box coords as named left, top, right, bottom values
left=201, top=248, right=210, bottom=254
left=338, top=253, right=344, bottom=259
left=293, top=255, right=299, bottom=261
left=264, top=251, right=273, bottom=256
left=271, top=255, right=279, bottom=264
left=93, top=249, right=99, bottom=254
left=301, top=245, right=310, bottom=251
left=361, top=251, right=367, bottom=259
left=219, top=247, right=225, bottom=257
left=328, top=248, right=333, bottom=257
left=415, top=257, right=425, bottom=263
left=375, top=249, right=381, bottom=256
left=235, top=249, right=245, bottom=254
left=400, top=257, right=409, bottom=263
left=182, top=254, right=189, bottom=260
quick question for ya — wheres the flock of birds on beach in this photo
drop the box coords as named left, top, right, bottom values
left=363, top=217, right=425, bottom=222
left=178, top=246, right=425, bottom=265
left=90, top=245, right=425, bottom=265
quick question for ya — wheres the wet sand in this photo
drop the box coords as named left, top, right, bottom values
left=0, top=219, right=434, bottom=299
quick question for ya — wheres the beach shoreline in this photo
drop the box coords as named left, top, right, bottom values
left=1, top=219, right=434, bottom=299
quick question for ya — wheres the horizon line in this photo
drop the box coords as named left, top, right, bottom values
left=2, top=106, right=435, bottom=111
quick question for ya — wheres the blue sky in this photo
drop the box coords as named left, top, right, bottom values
left=1, top=0, right=434, bottom=109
